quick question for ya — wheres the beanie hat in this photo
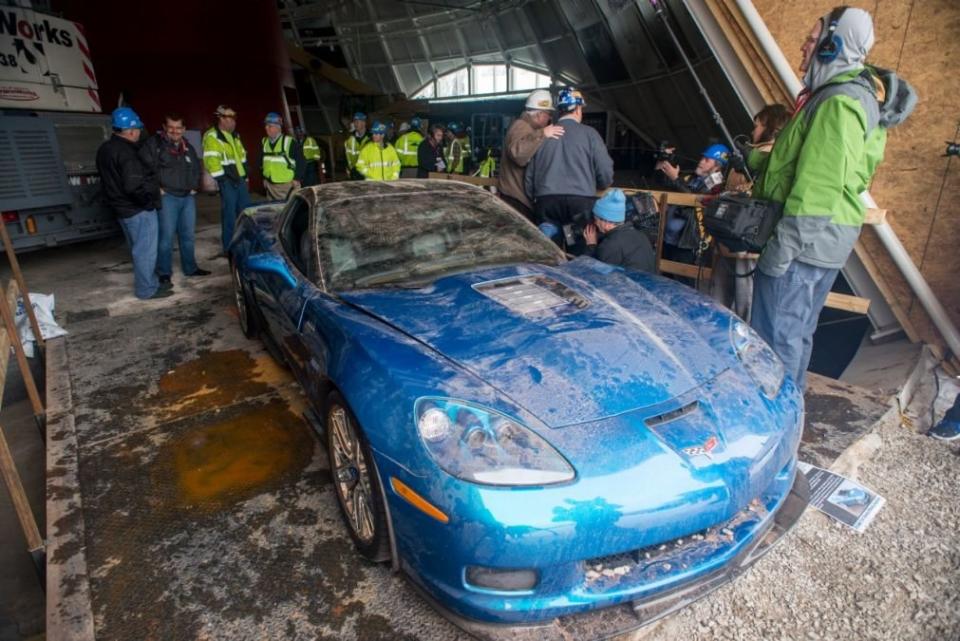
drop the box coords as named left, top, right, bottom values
left=593, top=189, right=626, bottom=223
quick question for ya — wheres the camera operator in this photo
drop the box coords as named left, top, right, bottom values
left=657, top=144, right=730, bottom=264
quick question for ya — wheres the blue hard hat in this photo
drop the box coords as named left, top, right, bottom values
left=353, top=111, right=367, bottom=121
left=410, top=116, right=422, bottom=128
left=371, top=120, right=387, bottom=135
left=111, top=106, right=143, bottom=130
left=447, top=122, right=462, bottom=134
left=557, top=87, right=585, bottom=112
left=702, top=143, right=731, bottom=167
left=593, top=189, right=626, bottom=223
left=264, top=112, right=283, bottom=126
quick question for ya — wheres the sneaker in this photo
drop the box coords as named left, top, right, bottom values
left=929, top=420, right=960, bottom=441
left=187, top=268, right=212, bottom=277
left=148, top=288, right=174, bottom=300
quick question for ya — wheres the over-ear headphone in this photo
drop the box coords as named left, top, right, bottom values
left=817, top=6, right=849, bottom=63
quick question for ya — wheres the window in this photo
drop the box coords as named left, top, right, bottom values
left=436, top=68, right=469, bottom=98
left=511, top=67, right=550, bottom=91
left=412, top=82, right=435, bottom=99
left=472, top=64, right=507, bottom=95
left=280, top=197, right=312, bottom=278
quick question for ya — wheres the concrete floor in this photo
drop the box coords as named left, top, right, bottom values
left=1, top=206, right=895, bottom=641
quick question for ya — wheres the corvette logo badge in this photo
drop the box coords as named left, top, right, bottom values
left=682, top=436, right=719, bottom=459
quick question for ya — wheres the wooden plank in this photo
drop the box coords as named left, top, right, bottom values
left=0, top=423, right=43, bottom=552
left=655, top=192, right=669, bottom=275
left=852, top=240, right=921, bottom=342
left=286, top=41, right=381, bottom=95
left=825, top=292, right=871, bottom=315
left=660, top=259, right=714, bottom=281
left=45, top=337, right=96, bottom=641
left=0, top=279, right=18, bottom=404
left=0, top=282, right=43, bottom=420
left=0, top=219, right=43, bottom=355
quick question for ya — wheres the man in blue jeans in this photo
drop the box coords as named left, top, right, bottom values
left=140, top=113, right=211, bottom=283
left=96, top=107, right=171, bottom=300
left=202, top=105, right=251, bottom=254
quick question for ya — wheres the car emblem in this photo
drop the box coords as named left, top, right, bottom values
left=682, top=436, right=719, bottom=459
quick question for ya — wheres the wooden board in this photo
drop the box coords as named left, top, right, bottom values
left=0, top=280, right=18, bottom=406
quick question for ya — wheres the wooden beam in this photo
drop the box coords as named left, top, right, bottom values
left=286, top=41, right=382, bottom=95
left=660, top=259, right=713, bottom=281
left=852, top=240, right=921, bottom=342
left=0, top=423, right=43, bottom=554
left=825, top=292, right=871, bottom=315
left=0, top=279, right=18, bottom=404
left=0, top=282, right=43, bottom=423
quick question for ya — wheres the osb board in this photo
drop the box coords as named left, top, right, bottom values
left=751, top=0, right=960, bottom=350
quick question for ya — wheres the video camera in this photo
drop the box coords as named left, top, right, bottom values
left=654, top=141, right=679, bottom=166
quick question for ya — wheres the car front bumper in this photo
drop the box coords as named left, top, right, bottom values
left=406, top=468, right=809, bottom=641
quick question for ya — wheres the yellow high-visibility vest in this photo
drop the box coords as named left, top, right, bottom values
left=394, top=130, right=424, bottom=168
left=344, top=133, right=369, bottom=170
left=261, top=135, right=296, bottom=184
left=355, top=142, right=401, bottom=181
left=302, top=135, right=323, bottom=162
left=202, top=127, right=247, bottom=179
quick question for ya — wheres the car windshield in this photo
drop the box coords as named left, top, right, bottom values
left=318, top=190, right=566, bottom=290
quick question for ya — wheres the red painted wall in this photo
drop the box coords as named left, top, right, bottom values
left=53, top=0, right=297, bottom=191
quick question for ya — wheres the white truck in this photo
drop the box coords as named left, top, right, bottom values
left=0, top=6, right=116, bottom=252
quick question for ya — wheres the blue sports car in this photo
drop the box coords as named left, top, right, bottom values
left=229, top=180, right=809, bottom=638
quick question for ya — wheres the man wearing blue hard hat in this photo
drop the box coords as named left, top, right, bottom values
left=657, top=142, right=729, bottom=266
left=355, top=120, right=401, bottom=181
left=260, top=112, right=304, bottom=201
left=96, top=106, right=171, bottom=300
left=524, top=87, right=614, bottom=253
left=583, top=189, right=655, bottom=273
left=444, top=122, right=466, bottom=175
left=344, top=112, right=369, bottom=180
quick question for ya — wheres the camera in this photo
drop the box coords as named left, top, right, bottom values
left=654, top=141, right=679, bottom=166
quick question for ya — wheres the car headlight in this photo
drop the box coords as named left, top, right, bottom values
left=414, top=398, right=575, bottom=486
left=730, top=321, right=785, bottom=399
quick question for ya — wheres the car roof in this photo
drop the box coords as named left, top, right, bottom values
left=302, top=179, right=485, bottom=207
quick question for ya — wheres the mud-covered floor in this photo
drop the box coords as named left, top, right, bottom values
left=9, top=210, right=891, bottom=641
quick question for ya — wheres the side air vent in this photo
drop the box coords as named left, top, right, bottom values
left=474, top=276, right=589, bottom=316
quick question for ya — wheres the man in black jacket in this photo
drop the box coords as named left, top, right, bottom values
left=96, top=107, right=170, bottom=300
left=416, top=124, right=446, bottom=178
left=583, top=189, right=655, bottom=273
left=139, top=113, right=210, bottom=284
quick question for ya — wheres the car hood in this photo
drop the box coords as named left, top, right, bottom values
left=338, top=259, right=731, bottom=428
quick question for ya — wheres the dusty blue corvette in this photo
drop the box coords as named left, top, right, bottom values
left=229, top=180, right=809, bottom=638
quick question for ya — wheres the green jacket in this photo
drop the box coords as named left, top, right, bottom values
left=754, top=68, right=886, bottom=277
left=395, top=130, right=423, bottom=167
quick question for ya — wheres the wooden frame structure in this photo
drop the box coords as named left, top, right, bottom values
left=0, top=217, right=47, bottom=584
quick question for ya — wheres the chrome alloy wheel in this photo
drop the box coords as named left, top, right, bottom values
left=329, top=405, right=376, bottom=544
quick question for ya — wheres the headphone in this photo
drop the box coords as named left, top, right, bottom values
left=816, top=6, right=849, bottom=63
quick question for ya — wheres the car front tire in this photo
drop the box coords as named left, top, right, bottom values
left=326, top=392, right=391, bottom=562
left=231, top=258, right=258, bottom=339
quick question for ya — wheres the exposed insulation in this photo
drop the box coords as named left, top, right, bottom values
left=751, top=0, right=960, bottom=350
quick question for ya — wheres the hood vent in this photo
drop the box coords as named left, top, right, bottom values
left=473, top=275, right=589, bottom=316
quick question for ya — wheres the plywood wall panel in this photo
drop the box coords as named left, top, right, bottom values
left=751, top=0, right=960, bottom=350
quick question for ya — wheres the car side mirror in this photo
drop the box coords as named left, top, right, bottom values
left=244, top=253, right=297, bottom=288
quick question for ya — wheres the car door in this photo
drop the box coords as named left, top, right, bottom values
left=254, top=195, right=315, bottom=379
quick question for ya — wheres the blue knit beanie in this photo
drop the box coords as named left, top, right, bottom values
left=593, top=189, right=626, bottom=223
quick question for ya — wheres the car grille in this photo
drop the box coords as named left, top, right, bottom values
left=582, top=498, right=770, bottom=592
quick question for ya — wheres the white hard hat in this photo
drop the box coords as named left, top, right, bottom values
left=525, top=89, right=554, bottom=111
left=399, top=122, right=411, bottom=133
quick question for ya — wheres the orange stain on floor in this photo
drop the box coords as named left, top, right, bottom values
left=148, top=350, right=314, bottom=509
left=169, top=400, right=313, bottom=507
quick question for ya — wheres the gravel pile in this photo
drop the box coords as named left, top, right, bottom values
left=630, top=400, right=960, bottom=641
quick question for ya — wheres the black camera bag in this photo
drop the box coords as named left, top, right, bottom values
left=703, top=194, right=782, bottom=253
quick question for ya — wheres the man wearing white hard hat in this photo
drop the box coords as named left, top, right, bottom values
left=497, top=89, right=564, bottom=222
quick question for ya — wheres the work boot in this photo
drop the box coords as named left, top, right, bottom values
left=148, top=288, right=174, bottom=300
left=159, top=275, right=172, bottom=285
left=929, top=393, right=960, bottom=442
